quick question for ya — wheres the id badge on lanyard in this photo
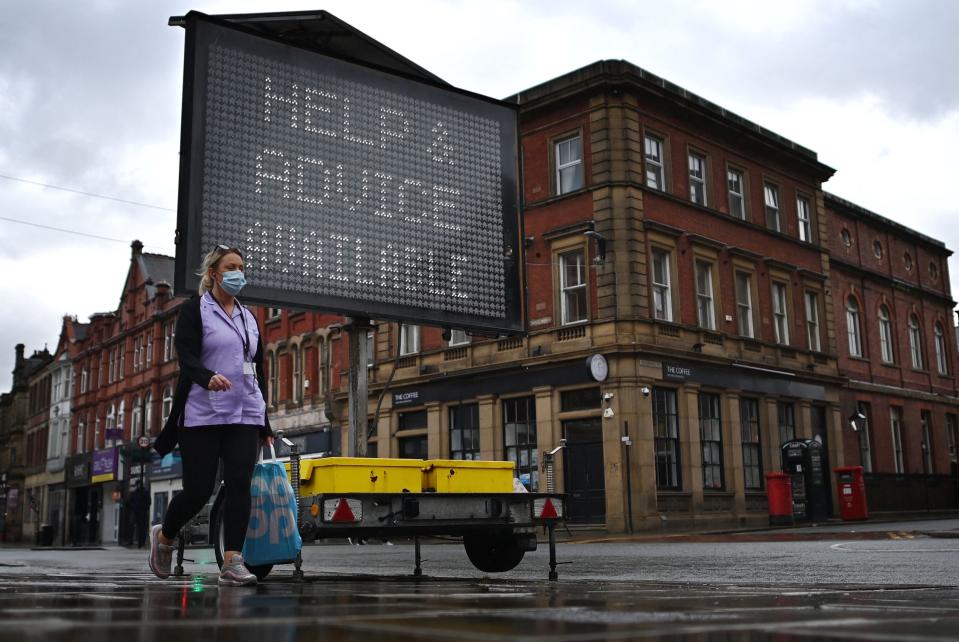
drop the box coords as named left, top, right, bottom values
left=243, top=361, right=256, bottom=376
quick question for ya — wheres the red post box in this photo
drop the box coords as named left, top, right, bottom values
left=834, top=466, right=868, bottom=521
left=765, top=472, right=794, bottom=526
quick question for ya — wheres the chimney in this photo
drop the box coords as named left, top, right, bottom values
left=155, top=280, right=172, bottom=302
left=131, top=239, right=143, bottom=258
left=12, top=344, right=25, bottom=390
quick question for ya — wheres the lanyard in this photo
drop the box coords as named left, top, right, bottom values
left=212, top=296, right=252, bottom=362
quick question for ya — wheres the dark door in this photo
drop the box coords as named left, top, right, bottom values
left=810, top=405, right=833, bottom=517
left=563, top=418, right=606, bottom=524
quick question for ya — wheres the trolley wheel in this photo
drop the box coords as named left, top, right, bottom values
left=210, top=486, right=273, bottom=581
left=463, top=532, right=526, bottom=573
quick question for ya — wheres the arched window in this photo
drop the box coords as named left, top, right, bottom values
left=143, top=391, right=153, bottom=435
left=292, top=345, right=302, bottom=404
left=909, top=315, right=924, bottom=370
left=878, top=306, right=894, bottom=363
left=162, top=385, right=174, bottom=424
left=268, top=352, right=278, bottom=407
left=117, top=399, right=126, bottom=435
left=132, top=395, right=142, bottom=437
left=846, top=297, right=862, bottom=357
left=935, top=322, right=949, bottom=375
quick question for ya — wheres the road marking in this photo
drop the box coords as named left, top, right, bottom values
left=831, top=541, right=959, bottom=553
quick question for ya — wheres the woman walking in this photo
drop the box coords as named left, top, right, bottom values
left=150, top=245, right=272, bottom=586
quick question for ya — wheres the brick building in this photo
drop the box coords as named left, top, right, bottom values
left=826, top=194, right=959, bottom=510
left=66, top=241, right=184, bottom=545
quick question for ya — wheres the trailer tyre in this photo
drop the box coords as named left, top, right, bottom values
left=210, top=486, right=273, bottom=581
left=463, top=533, right=525, bottom=573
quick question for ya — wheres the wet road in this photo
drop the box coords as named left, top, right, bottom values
left=0, top=525, right=957, bottom=641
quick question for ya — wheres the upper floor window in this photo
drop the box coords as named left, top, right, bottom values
left=163, top=321, right=175, bottom=362
left=688, top=152, right=707, bottom=205
left=763, top=183, right=780, bottom=232
left=161, top=386, right=173, bottom=424
left=80, top=367, right=89, bottom=394
left=879, top=306, right=895, bottom=363
left=846, top=297, right=863, bottom=357
left=771, top=282, right=789, bottom=345
left=797, top=195, right=812, bottom=242
left=400, top=324, right=420, bottom=356
left=366, top=331, right=375, bottom=368
left=727, top=168, right=745, bottom=220
left=449, top=329, right=470, bottom=347
left=804, top=291, right=821, bottom=352
left=267, top=307, right=282, bottom=320
left=644, top=134, right=665, bottom=190
left=132, top=395, right=142, bottom=437
left=651, top=249, right=673, bottom=322
left=555, top=135, right=584, bottom=195
left=268, top=353, right=278, bottom=407
left=144, top=391, right=153, bottom=436
left=559, top=248, right=588, bottom=325
left=694, top=260, right=715, bottom=330
left=292, top=346, right=302, bottom=405
left=145, top=331, right=153, bottom=365
left=934, top=322, right=949, bottom=375
left=909, top=315, right=924, bottom=370
left=735, top=271, right=755, bottom=338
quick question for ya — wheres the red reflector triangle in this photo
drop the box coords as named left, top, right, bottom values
left=539, top=498, right=558, bottom=519
left=331, top=498, right=356, bottom=522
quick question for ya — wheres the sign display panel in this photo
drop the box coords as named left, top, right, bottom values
left=175, top=15, right=522, bottom=332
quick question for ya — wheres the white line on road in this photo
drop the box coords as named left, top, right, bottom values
left=830, top=542, right=959, bottom=553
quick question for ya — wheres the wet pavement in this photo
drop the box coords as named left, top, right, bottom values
left=0, top=519, right=957, bottom=641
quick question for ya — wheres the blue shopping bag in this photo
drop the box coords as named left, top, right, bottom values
left=241, top=444, right=302, bottom=565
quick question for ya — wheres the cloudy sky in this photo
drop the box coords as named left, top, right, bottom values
left=1, top=0, right=957, bottom=392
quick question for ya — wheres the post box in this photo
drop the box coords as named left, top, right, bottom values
left=834, top=465, right=868, bottom=521
left=765, top=472, right=794, bottom=526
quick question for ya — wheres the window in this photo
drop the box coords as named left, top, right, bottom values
left=268, top=353, right=278, bottom=407
left=133, top=337, right=141, bottom=372
left=117, top=399, right=125, bottom=434
left=143, top=391, right=153, bottom=436
left=448, top=329, right=469, bottom=347
left=772, top=282, right=789, bottom=345
left=695, top=260, right=715, bottom=330
left=804, top=291, right=821, bottom=352
left=145, top=331, right=153, bottom=366
left=921, top=411, right=934, bottom=474
left=163, top=321, right=175, bottom=362
left=735, top=271, right=754, bottom=337
left=946, top=414, right=958, bottom=463
left=878, top=306, right=895, bottom=363
left=909, top=315, right=924, bottom=370
left=53, top=370, right=62, bottom=402
left=398, top=435, right=428, bottom=459
left=77, top=418, right=86, bottom=454
left=161, top=386, right=173, bottom=425
left=904, top=252, right=913, bottom=271
left=644, top=134, right=665, bottom=190
left=699, top=393, right=723, bottom=490
left=763, top=183, right=780, bottom=232
left=132, top=395, right=142, bottom=438
left=873, top=240, right=883, bottom=259
left=118, top=344, right=125, bottom=380
left=857, top=402, right=873, bottom=473
left=653, top=388, right=681, bottom=489
left=688, top=151, right=706, bottom=205
left=651, top=249, right=673, bottom=322
left=890, top=406, right=904, bottom=473
left=449, top=403, right=480, bottom=461
left=80, top=367, right=89, bottom=394
left=740, top=398, right=763, bottom=489
left=777, top=402, right=795, bottom=444
left=797, top=195, right=812, bottom=242
left=292, top=346, right=302, bottom=404
left=559, top=248, right=588, bottom=325
left=934, top=322, right=949, bottom=375
left=366, top=332, right=375, bottom=368
left=267, top=307, right=281, bottom=320
left=846, top=297, right=863, bottom=357
left=561, top=388, right=601, bottom=412
left=727, top=168, right=745, bottom=219
left=841, top=228, right=852, bottom=247
left=555, top=135, right=584, bottom=195
left=503, top=397, right=538, bottom=490
left=400, top=324, right=420, bottom=355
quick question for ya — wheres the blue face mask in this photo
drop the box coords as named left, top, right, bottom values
left=219, top=270, right=247, bottom=296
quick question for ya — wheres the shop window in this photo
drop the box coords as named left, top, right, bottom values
left=503, top=396, right=538, bottom=490
left=740, top=398, right=762, bottom=489
left=398, top=434, right=428, bottom=459
left=699, top=393, right=723, bottom=490
left=560, top=388, right=601, bottom=412
left=857, top=402, right=873, bottom=473
left=921, top=411, right=934, bottom=474
left=890, top=406, right=905, bottom=473
left=653, top=387, right=681, bottom=489
left=777, top=402, right=795, bottom=444
left=449, top=403, right=480, bottom=460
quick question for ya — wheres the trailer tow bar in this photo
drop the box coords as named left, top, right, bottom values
left=413, top=537, right=423, bottom=577
left=280, top=433, right=305, bottom=582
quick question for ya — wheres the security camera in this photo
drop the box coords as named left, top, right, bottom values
left=603, top=392, right=614, bottom=402
left=849, top=420, right=859, bottom=432
left=603, top=407, right=615, bottom=419
left=640, top=386, right=650, bottom=397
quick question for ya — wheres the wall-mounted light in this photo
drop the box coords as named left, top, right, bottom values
left=583, top=230, right=607, bottom=263
left=848, top=410, right=866, bottom=432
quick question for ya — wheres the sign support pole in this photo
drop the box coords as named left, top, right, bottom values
left=345, top=317, right=371, bottom=457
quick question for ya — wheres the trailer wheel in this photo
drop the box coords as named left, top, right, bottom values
left=210, top=486, right=273, bottom=581
left=463, top=533, right=525, bottom=573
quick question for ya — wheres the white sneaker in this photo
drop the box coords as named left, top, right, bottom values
left=148, top=524, right=175, bottom=579
left=218, top=555, right=257, bottom=587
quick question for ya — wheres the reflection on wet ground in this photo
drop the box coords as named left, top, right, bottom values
left=1, top=571, right=957, bottom=641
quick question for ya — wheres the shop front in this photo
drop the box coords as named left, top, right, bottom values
left=148, top=450, right=183, bottom=526
left=65, top=452, right=98, bottom=546
left=92, top=447, right=122, bottom=545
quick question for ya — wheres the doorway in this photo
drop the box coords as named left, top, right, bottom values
left=810, top=405, right=833, bottom=516
left=563, top=418, right=606, bottom=524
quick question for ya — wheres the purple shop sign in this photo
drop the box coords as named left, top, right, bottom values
left=92, top=447, right=119, bottom=483
left=105, top=428, right=123, bottom=442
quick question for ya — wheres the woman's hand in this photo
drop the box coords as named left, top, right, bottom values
left=262, top=435, right=274, bottom=448
left=208, top=373, right=233, bottom=391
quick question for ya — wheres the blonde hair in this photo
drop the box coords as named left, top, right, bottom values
left=196, top=246, right=243, bottom=295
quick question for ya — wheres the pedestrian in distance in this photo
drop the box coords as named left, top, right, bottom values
left=128, top=482, right=150, bottom=549
left=150, top=245, right=273, bottom=587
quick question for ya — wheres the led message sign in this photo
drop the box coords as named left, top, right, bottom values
left=174, top=14, right=522, bottom=332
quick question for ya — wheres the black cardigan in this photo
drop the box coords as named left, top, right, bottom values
left=153, top=295, right=272, bottom=455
